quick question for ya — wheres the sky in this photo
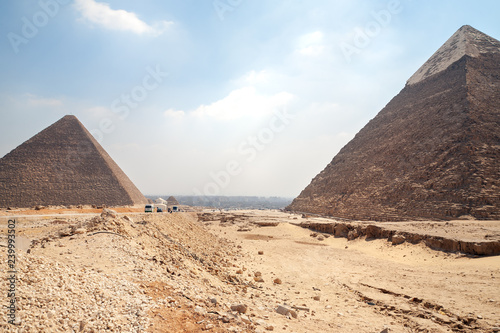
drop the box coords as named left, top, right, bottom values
left=0, top=0, right=499, bottom=198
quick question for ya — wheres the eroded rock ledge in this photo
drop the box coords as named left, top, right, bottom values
left=300, top=221, right=500, bottom=256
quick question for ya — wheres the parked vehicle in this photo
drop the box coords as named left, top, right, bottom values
left=145, top=204, right=154, bottom=213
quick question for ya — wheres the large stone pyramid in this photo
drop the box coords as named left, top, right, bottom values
left=0, top=115, right=148, bottom=208
left=287, top=25, right=500, bottom=221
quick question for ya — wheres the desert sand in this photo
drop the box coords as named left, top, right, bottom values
left=0, top=208, right=499, bottom=332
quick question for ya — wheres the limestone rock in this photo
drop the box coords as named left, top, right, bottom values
left=194, top=306, right=206, bottom=314
left=276, top=305, right=297, bottom=318
left=240, top=314, right=251, bottom=324
left=392, top=234, right=406, bottom=245
left=230, top=304, right=248, bottom=314
left=101, top=208, right=117, bottom=219
left=347, top=229, right=359, bottom=240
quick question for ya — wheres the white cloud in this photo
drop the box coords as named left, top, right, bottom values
left=240, top=70, right=271, bottom=85
left=162, top=85, right=294, bottom=122
left=74, top=0, right=172, bottom=35
left=191, top=86, right=294, bottom=121
left=163, top=109, right=185, bottom=120
left=296, top=31, right=325, bottom=56
left=26, top=94, right=63, bottom=107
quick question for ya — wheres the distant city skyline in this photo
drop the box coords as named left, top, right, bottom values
left=1, top=1, right=499, bottom=197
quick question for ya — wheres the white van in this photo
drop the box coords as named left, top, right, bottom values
left=145, top=204, right=154, bottom=213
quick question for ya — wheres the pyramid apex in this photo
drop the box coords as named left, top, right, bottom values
left=406, top=25, right=500, bottom=86
left=459, top=24, right=474, bottom=30
left=62, top=114, right=78, bottom=119
left=59, top=114, right=80, bottom=122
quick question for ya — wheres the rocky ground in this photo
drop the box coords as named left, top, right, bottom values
left=0, top=209, right=499, bottom=332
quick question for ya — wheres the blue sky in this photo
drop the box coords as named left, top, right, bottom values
left=1, top=0, right=499, bottom=197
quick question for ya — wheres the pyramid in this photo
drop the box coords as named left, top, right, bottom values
left=0, top=115, right=148, bottom=208
left=287, top=25, right=500, bottom=221
left=167, top=196, right=179, bottom=206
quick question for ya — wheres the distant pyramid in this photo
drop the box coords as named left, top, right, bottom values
left=287, top=25, right=500, bottom=221
left=167, top=196, right=179, bottom=206
left=0, top=115, right=148, bottom=208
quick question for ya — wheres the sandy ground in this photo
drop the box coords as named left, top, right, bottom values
left=203, top=210, right=500, bottom=332
left=0, top=208, right=499, bottom=332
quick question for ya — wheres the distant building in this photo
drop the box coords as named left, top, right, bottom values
left=156, top=198, right=167, bottom=205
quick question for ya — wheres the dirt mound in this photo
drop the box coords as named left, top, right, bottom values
left=0, top=212, right=258, bottom=332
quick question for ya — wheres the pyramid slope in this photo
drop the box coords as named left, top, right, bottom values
left=0, top=115, right=148, bottom=208
left=287, top=26, right=500, bottom=221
